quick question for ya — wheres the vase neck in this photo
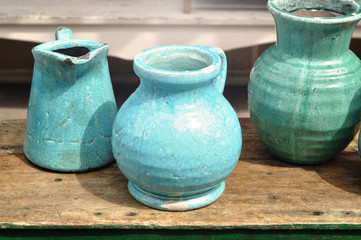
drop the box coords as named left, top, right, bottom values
left=133, top=45, right=225, bottom=92
left=274, top=15, right=358, bottom=59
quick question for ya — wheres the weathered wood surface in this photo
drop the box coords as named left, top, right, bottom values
left=1, top=118, right=361, bottom=230
left=0, top=120, right=26, bottom=154
left=0, top=0, right=270, bottom=26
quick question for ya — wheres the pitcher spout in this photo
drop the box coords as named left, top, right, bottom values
left=31, top=27, right=111, bottom=88
left=32, top=27, right=108, bottom=69
left=32, top=40, right=109, bottom=68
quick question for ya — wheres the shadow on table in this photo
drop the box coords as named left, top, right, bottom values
left=73, top=98, right=148, bottom=209
left=75, top=163, right=149, bottom=210
left=313, top=81, right=361, bottom=196
left=313, top=154, right=361, bottom=195
left=241, top=122, right=361, bottom=196
left=239, top=119, right=300, bottom=169
left=18, top=154, right=49, bottom=171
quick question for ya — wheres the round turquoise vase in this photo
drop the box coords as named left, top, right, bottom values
left=24, top=27, right=117, bottom=172
left=112, top=45, right=242, bottom=211
left=248, top=0, right=361, bottom=165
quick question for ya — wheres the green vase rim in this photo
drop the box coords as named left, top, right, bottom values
left=268, top=0, right=361, bottom=24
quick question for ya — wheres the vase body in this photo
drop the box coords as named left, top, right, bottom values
left=248, top=0, right=361, bottom=165
left=112, top=45, right=242, bottom=211
left=24, top=27, right=117, bottom=172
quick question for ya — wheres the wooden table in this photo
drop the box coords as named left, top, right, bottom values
left=1, top=118, right=361, bottom=239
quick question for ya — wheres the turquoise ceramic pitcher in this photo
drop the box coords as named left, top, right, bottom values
left=112, top=45, right=242, bottom=211
left=24, top=27, right=117, bottom=172
left=248, top=0, right=361, bottom=165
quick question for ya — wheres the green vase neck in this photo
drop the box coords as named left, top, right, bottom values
left=274, top=16, right=358, bottom=59
left=267, top=0, right=361, bottom=60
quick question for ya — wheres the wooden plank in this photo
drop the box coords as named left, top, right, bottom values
left=184, top=0, right=192, bottom=14
left=1, top=119, right=361, bottom=230
left=0, top=120, right=26, bottom=154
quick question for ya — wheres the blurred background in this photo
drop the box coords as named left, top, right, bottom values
left=1, top=0, right=361, bottom=120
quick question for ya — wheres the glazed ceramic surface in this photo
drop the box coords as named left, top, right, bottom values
left=24, top=27, right=117, bottom=172
left=112, top=45, right=242, bottom=211
left=248, top=0, right=361, bottom=165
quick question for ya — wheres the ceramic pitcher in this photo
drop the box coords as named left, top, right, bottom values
left=112, top=45, right=242, bottom=211
left=248, top=0, right=361, bottom=165
left=24, top=27, right=117, bottom=172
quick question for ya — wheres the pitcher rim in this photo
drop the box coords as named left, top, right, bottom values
left=32, top=39, right=108, bottom=65
left=268, top=0, right=361, bottom=24
left=133, top=45, right=221, bottom=86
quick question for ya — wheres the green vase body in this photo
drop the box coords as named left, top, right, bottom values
left=248, top=0, right=361, bottom=165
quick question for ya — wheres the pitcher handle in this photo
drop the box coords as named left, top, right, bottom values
left=56, top=27, right=72, bottom=40
left=197, top=45, right=227, bottom=95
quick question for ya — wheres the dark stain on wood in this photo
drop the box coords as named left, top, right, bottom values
left=126, top=212, right=137, bottom=217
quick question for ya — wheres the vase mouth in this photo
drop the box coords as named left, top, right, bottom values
left=133, top=45, right=221, bottom=87
left=268, top=0, right=361, bottom=24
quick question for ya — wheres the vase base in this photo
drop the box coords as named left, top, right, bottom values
left=275, top=155, right=334, bottom=166
left=128, top=181, right=225, bottom=211
left=267, top=148, right=336, bottom=166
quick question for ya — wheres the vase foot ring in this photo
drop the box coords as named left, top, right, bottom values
left=128, top=181, right=225, bottom=211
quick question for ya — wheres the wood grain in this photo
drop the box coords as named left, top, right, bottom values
left=0, top=119, right=26, bottom=154
left=1, top=119, right=361, bottom=230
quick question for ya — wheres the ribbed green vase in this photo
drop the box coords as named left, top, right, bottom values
left=248, top=0, right=361, bottom=165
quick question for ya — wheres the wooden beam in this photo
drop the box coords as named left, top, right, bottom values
left=184, top=0, right=192, bottom=13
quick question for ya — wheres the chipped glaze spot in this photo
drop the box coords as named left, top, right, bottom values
left=161, top=201, right=188, bottom=211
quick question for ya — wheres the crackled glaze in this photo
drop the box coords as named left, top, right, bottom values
left=24, top=27, right=117, bottom=172
left=248, top=0, right=361, bottom=165
left=112, top=45, right=242, bottom=211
